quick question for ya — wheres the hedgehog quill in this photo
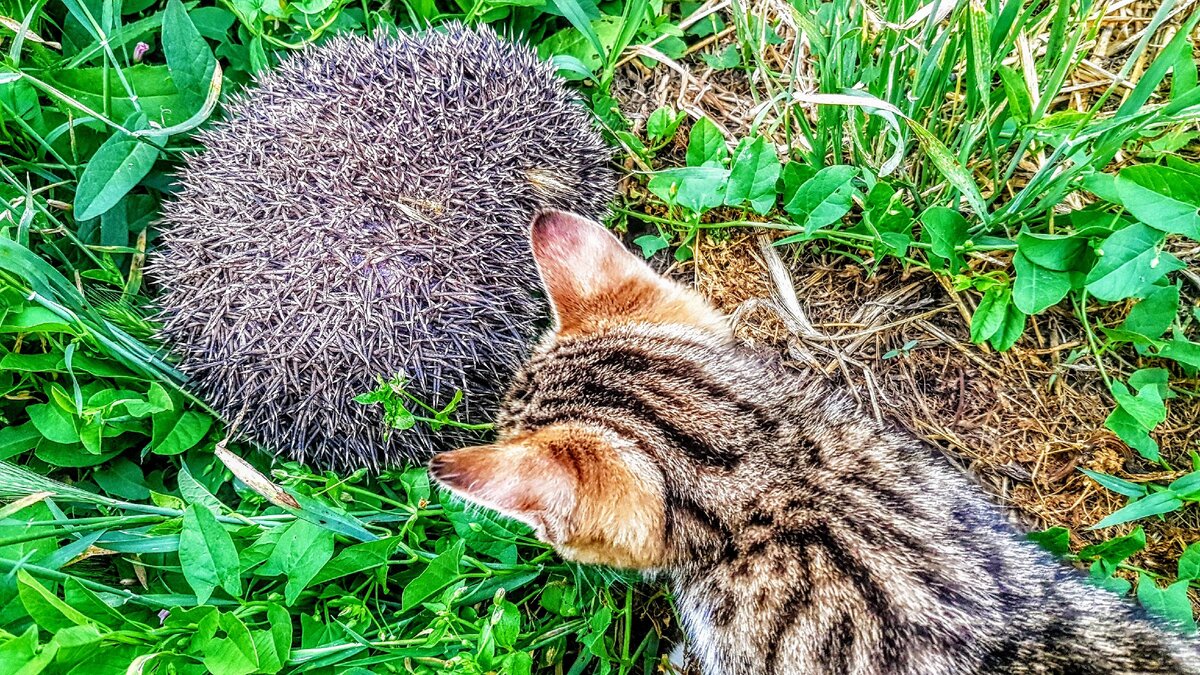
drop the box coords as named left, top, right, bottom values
left=152, top=25, right=614, bottom=470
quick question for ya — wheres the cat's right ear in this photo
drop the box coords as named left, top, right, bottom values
left=529, top=210, right=727, bottom=336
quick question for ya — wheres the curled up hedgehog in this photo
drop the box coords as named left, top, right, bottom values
left=151, top=24, right=614, bottom=471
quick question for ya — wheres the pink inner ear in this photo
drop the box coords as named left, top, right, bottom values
left=530, top=210, right=612, bottom=266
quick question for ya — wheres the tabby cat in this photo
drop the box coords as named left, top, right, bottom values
left=429, top=210, right=1200, bottom=674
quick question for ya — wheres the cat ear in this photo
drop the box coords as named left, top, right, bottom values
left=529, top=210, right=727, bottom=335
left=428, top=439, right=577, bottom=543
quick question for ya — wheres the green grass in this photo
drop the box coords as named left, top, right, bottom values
left=3, top=0, right=1200, bottom=670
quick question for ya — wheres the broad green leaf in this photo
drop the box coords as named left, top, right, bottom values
left=1178, top=542, right=1200, bottom=580
left=685, top=117, right=727, bottom=167
left=179, top=504, right=242, bottom=604
left=1091, top=492, right=1182, bottom=529
left=74, top=119, right=162, bottom=221
left=970, top=287, right=1008, bottom=343
left=1158, top=338, right=1200, bottom=369
left=1026, top=527, right=1070, bottom=558
left=646, top=107, right=682, bottom=142
left=647, top=166, right=728, bottom=214
left=1116, top=164, right=1200, bottom=239
left=921, top=207, right=969, bottom=269
left=311, top=537, right=403, bottom=585
left=162, top=0, right=217, bottom=105
left=179, top=463, right=224, bottom=512
left=723, top=136, right=780, bottom=214
left=1129, top=368, right=1173, bottom=400
left=492, top=599, right=521, bottom=648
left=48, top=625, right=102, bottom=665
left=1079, top=469, right=1148, bottom=499
left=152, top=410, right=213, bottom=455
left=0, top=627, right=55, bottom=675
left=27, top=402, right=79, bottom=445
left=1013, top=252, right=1071, bottom=314
left=1123, top=284, right=1179, bottom=339
left=259, top=519, right=334, bottom=605
left=93, top=458, right=150, bottom=500
left=0, top=423, right=40, bottom=461
left=1110, top=380, right=1166, bottom=430
left=1085, top=223, right=1183, bottom=302
left=252, top=604, right=292, bottom=673
left=1079, top=527, right=1145, bottom=566
left=633, top=234, right=670, bottom=258
left=202, top=611, right=260, bottom=675
left=17, top=570, right=95, bottom=632
left=402, top=539, right=466, bottom=611
left=1016, top=230, right=1088, bottom=271
left=988, top=300, right=1026, bottom=351
left=1137, top=575, right=1197, bottom=633
left=1105, top=407, right=1160, bottom=461
left=784, top=165, right=857, bottom=233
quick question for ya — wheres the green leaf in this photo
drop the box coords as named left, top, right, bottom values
left=998, top=65, right=1032, bottom=125
left=549, top=0, right=607, bottom=65
left=701, top=43, right=740, bottom=70
left=1078, top=527, right=1146, bottom=565
left=74, top=119, right=162, bottom=221
left=1129, top=368, right=1173, bottom=400
left=1178, top=542, right=1200, bottom=580
left=921, top=207, right=969, bottom=268
left=17, top=570, right=95, bottom=632
left=260, top=519, right=334, bottom=605
left=162, top=0, right=217, bottom=105
left=1110, top=380, right=1166, bottom=430
left=491, top=599, right=521, bottom=648
left=311, top=536, right=403, bottom=585
left=1137, top=575, right=1197, bottom=633
left=1105, top=407, right=1160, bottom=461
left=685, top=117, right=727, bottom=167
left=0, top=627, right=55, bottom=675
left=27, top=402, right=79, bottom=445
left=0, top=423, right=39, bottom=461
left=1116, top=165, right=1200, bottom=239
left=202, top=611, right=260, bottom=675
left=906, top=118, right=989, bottom=221
left=1079, top=469, right=1148, bottom=499
left=402, top=539, right=465, bottom=611
left=633, top=234, right=670, bottom=258
left=1168, top=471, right=1200, bottom=500
left=1016, top=230, right=1088, bottom=272
left=723, top=136, right=780, bottom=214
left=646, top=107, right=682, bottom=143
left=1158, top=338, right=1200, bottom=369
left=1123, top=284, right=1179, bottom=339
left=179, top=504, right=242, bottom=604
left=1012, top=252, right=1071, bottom=314
left=1026, top=527, right=1070, bottom=558
left=252, top=604, right=292, bottom=673
left=152, top=410, right=213, bottom=455
left=783, top=165, right=857, bottom=233
left=970, top=287, right=1008, bottom=343
left=1091, top=491, right=1182, bottom=529
left=647, top=166, right=729, bottom=214
left=1085, top=223, right=1184, bottom=302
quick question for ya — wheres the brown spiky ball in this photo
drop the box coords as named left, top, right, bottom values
left=151, top=24, right=613, bottom=471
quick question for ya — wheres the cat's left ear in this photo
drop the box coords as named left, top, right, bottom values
left=529, top=210, right=727, bottom=336
left=428, top=439, right=577, bottom=543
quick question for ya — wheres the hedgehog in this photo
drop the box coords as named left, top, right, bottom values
left=151, top=24, right=614, bottom=471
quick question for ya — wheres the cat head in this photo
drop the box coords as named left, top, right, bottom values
left=429, top=210, right=738, bottom=570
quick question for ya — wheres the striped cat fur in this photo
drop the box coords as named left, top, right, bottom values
left=430, top=210, right=1200, bottom=675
